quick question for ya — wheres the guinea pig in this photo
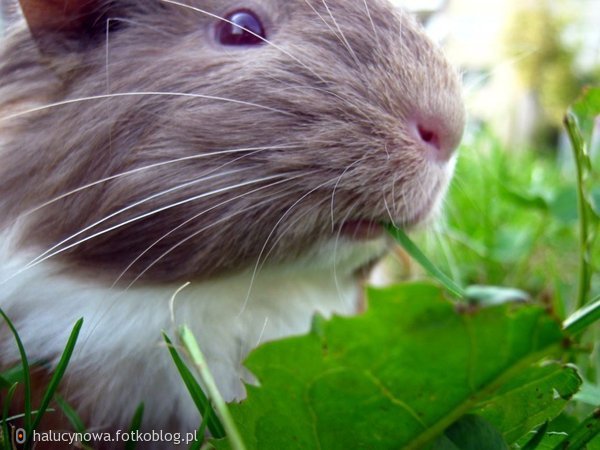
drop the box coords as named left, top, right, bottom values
left=0, top=0, right=464, bottom=444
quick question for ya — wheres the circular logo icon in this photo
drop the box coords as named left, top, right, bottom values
left=15, top=428, right=26, bottom=445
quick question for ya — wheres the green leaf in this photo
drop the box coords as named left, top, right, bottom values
left=0, top=365, right=25, bottom=388
left=501, top=185, right=550, bottom=212
left=549, top=187, right=579, bottom=224
left=565, top=99, right=599, bottom=308
left=54, top=395, right=93, bottom=449
left=439, top=415, right=509, bottom=450
left=211, top=283, right=572, bottom=450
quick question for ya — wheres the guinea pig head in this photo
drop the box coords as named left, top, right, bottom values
left=0, top=0, right=465, bottom=282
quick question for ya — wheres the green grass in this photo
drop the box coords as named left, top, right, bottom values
left=409, top=127, right=599, bottom=317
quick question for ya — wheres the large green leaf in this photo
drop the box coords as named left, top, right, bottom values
left=211, top=283, right=579, bottom=450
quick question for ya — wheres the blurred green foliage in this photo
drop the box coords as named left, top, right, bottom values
left=415, top=129, right=599, bottom=318
left=503, top=0, right=598, bottom=145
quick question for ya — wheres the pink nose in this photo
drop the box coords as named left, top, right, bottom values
left=412, top=118, right=461, bottom=162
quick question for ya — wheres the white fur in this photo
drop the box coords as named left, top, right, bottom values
left=0, top=230, right=386, bottom=433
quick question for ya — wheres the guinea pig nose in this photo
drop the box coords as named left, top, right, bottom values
left=418, top=124, right=440, bottom=150
left=411, top=118, right=459, bottom=162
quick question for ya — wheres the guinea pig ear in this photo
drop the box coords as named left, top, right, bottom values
left=18, top=0, right=107, bottom=51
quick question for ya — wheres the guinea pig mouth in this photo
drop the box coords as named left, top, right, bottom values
left=336, top=220, right=384, bottom=240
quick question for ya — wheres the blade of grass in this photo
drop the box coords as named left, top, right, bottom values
left=54, top=395, right=92, bottom=449
left=0, top=365, right=25, bottom=387
left=564, top=294, right=600, bottom=336
left=54, top=395, right=87, bottom=434
left=189, top=421, right=207, bottom=450
left=189, top=436, right=204, bottom=450
left=179, top=326, right=246, bottom=450
left=124, top=403, right=144, bottom=450
left=2, top=383, right=18, bottom=450
left=564, top=113, right=595, bottom=308
left=30, top=318, right=83, bottom=433
left=385, top=225, right=466, bottom=298
left=0, top=308, right=31, bottom=433
left=196, top=398, right=213, bottom=445
left=162, top=333, right=224, bottom=438
left=551, top=409, right=600, bottom=450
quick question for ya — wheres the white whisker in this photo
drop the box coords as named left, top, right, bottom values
left=239, top=175, right=341, bottom=316
left=125, top=183, right=302, bottom=289
left=28, top=168, right=248, bottom=266
left=332, top=202, right=359, bottom=304
left=321, top=0, right=361, bottom=67
left=363, top=0, right=381, bottom=49
left=5, top=174, right=283, bottom=284
left=330, top=157, right=365, bottom=231
left=1, top=91, right=292, bottom=122
left=25, top=145, right=298, bottom=215
left=115, top=175, right=303, bottom=287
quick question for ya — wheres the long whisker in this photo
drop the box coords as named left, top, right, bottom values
left=330, top=156, right=366, bottom=231
left=115, top=175, right=304, bottom=287
left=302, top=1, right=348, bottom=53
left=4, top=174, right=283, bottom=284
left=160, top=0, right=329, bottom=85
left=125, top=178, right=306, bottom=289
left=104, top=17, right=177, bottom=89
left=0, top=91, right=292, bottom=122
left=320, top=0, right=361, bottom=67
left=332, top=201, right=360, bottom=304
left=252, top=195, right=327, bottom=277
left=25, top=145, right=298, bottom=215
left=27, top=142, right=294, bottom=266
left=239, top=176, right=340, bottom=316
left=383, top=183, right=399, bottom=229
left=363, top=0, right=381, bottom=49
left=27, top=168, right=249, bottom=267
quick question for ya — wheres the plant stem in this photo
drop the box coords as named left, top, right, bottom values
left=180, top=326, right=247, bottom=450
left=564, top=294, right=600, bottom=335
left=564, top=113, right=592, bottom=308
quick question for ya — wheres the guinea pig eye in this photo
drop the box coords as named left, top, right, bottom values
left=217, top=9, right=266, bottom=46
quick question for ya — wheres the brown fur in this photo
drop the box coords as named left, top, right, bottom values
left=0, top=0, right=463, bottom=284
